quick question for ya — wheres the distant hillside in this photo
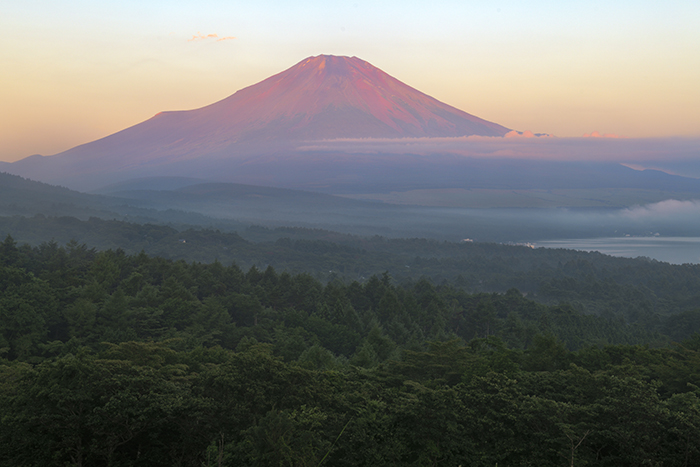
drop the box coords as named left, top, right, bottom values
left=0, top=172, right=247, bottom=229
left=0, top=172, right=117, bottom=216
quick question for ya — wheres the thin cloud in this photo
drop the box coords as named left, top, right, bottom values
left=297, top=136, right=700, bottom=166
left=188, top=32, right=236, bottom=42
left=583, top=131, right=623, bottom=138
left=504, top=130, right=552, bottom=139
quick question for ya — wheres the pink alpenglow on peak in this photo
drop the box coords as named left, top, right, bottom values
left=5, top=55, right=512, bottom=190
left=21, top=54, right=510, bottom=170
left=183, top=54, right=511, bottom=141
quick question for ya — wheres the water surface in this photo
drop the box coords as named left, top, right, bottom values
left=535, top=237, right=700, bottom=265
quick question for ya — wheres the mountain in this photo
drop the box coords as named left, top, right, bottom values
left=6, top=55, right=509, bottom=191
left=7, top=54, right=699, bottom=205
left=181, top=54, right=511, bottom=141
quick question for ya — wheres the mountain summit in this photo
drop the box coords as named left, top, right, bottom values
left=189, top=54, right=511, bottom=141
left=105, top=54, right=509, bottom=158
left=8, top=55, right=510, bottom=190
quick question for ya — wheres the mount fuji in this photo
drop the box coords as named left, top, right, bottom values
left=6, top=55, right=510, bottom=191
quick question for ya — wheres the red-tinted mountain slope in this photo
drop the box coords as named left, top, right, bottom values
left=8, top=55, right=510, bottom=190
left=190, top=54, right=510, bottom=140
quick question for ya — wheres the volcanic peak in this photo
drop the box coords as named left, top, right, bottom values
left=189, top=54, right=510, bottom=140
left=7, top=54, right=512, bottom=191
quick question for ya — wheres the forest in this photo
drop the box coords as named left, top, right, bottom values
left=3, top=214, right=700, bottom=332
left=1, top=234, right=700, bottom=466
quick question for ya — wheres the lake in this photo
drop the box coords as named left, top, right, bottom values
left=535, top=237, right=700, bottom=265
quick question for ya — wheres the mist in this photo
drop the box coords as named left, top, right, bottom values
left=300, top=136, right=700, bottom=178
left=103, top=181, right=700, bottom=244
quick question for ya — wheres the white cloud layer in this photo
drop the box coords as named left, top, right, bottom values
left=621, top=199, right=700, bottom=221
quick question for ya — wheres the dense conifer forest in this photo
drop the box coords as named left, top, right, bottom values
left=1, top=232, right=700, bottom=466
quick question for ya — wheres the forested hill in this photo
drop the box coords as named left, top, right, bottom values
left=2, top=214, right=700, bottom=328
left=0, top=172, right=249, bottom=230
left=0, top=234, right=678, bottom=361
left=1, top=236, right=700, bottom=465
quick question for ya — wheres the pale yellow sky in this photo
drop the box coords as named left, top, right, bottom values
left=1, top=0, right=699, bottom=162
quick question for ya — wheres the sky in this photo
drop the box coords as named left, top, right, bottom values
left=1, top=0, right=699, bottom=162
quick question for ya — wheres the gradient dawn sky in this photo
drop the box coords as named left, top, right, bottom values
left=2, top=0, right=699, bottom=162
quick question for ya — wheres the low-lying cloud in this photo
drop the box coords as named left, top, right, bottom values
left=621, top=199, right=700, bottom=220
left=298, top=136, right=700, bottom=177
left=534, top=198, right=700, bottom=238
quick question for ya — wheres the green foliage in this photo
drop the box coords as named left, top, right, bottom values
left=5, top=214, right=700, bottom=332
left=0, top=238, right=699, bottom=465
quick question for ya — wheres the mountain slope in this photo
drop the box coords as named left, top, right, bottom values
left=194, top=54, right=510, bottom=141
left=7, top=55, right=509, bottom=190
